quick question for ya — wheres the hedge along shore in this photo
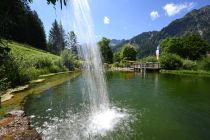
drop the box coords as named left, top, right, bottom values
left=161, top=70, right=210, bottom=77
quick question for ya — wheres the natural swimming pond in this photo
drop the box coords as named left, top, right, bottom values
left=24, top=72, right=210, bottom=140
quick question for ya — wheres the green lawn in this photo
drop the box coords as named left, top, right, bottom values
left=161, top=70, right=210, bottom=77
left=5, top=41, right=67, bottom=84
left=8, top=41, right=61, bottom=65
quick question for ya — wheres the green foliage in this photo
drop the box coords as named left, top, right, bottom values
left=48, top=20, right=66, bottom=54
left=112, top=61, right=129, bottom=68
left=160, top=53, right=183, bottom=70
left=160, top=37, right=182, bottom=55
left=61, top=49, right=78, bottom=71
left=182, top=59, right=197, bottom=70
left=47, top=0, right=67, bottom=9
left=181, top=34, right=209, bottom=60
left=120, top=44, right=137, bottom=61
left=0, top=41, right=67, bottom=90
left=160, top=34, right=209, bottom=60
left=0, top=106, right=7, bottom=118
left=66, top=31, right=78, bottom=56
left=27, top=11, right=47, bottom=49
left=113, top=52, right=121, bottom=62
left=5, top=56, right=29, bottom=87
left=28, top=0, right=67, bottom=9
left=198, top=57, right=210, bottom=71
left=35, top=57, right=53, bottom=69
left=162, top=70, right=210, bottom=77
left=0, top=0, right=47, bottom=50
left=98, top=37, right=113, bottom=64
left=142, top=56, right=158, bottom=62
left=112, top=62, right=120, bottom=67
left=0, top=41, right=10, bottom=92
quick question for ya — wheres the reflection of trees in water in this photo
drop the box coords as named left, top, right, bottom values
left=106, top=72, right=135, bottom=80
left=124, top=72, right=135, bottom=79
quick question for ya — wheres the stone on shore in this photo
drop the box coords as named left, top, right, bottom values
left=0, top=110, right=41, bottom=140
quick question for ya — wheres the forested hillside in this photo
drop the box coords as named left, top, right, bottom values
left=112, top=5, right=210, bottom=58
left=0, top=0, right=47, bottom=50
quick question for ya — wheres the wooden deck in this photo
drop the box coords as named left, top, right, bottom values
left=130, top=62, right=161, bottom=72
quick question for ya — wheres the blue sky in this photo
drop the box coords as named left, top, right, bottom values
left=30, top=0, right=210, bottom=41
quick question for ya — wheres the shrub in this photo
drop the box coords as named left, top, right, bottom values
left=198, top=57, right=210, bottom=71
left=74, top=60, right=81, bottom=69
left=61, top=49, right=77, bottom=71
left=113, top=62, right=120, bottom=67
left=112, top=61, right=130, bottom=68
left=182, top=59, right=197, bottom=70
left=19, top=67, right=39, bottom=82
left=160, top=53, right=183, bottom=70
left=160, top=34, right=210, bottom=60
left=35, top=57, right=53, bottom=68
left=120, top=44, right=137, bottom=61
left=142, top=56, right=158, bottom=62
left=113, top=52, right=121, bottom=62
left=0, top=41, right=11, bottom=91
left=5, top=56, right=30, bottom=87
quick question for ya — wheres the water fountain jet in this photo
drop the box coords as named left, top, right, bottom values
left=71, top=0, right=127, bottom=136
left=33, top=1, right=128, bottom=139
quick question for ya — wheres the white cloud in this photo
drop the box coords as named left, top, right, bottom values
left=163, top=2, right=194, bottom=17
left=104, top=16, right=110, bottom=24
left=150, top=11, right=160, bottom=20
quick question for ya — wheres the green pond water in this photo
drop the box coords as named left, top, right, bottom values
left=24, top=72, right=210, bottom=140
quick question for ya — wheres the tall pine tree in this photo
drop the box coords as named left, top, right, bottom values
left=48, top=20, right=66, bottom=54
left=67, top=31, right=78, bottom=55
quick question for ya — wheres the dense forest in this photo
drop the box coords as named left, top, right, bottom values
left=0, top=0, right=46, bottom=50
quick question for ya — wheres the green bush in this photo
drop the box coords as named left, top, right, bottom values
left=5, top=56, right=30, bottom=87
left=120, top=44, right=137, bottom=61
left=113, top=52, right=121, bottom=62
left=182, top=59, right=197, bottom=70
left=35, top=57, right=53, bottom=68
left=74, top=60, right=81, bottom=69
left=113, top=62, right=120, bottom=67
left=198, top=57, right=210, bottom=71
left=61, top=49, right=78, bottom=71
left=142, top=56, right=158, bottom=62
left=160, top=53, right=183, bottom=70
left=112, top=61, right=130, bottom=68
left=19, top=67, right=39, bottom=82
left=1, top=41, right=68, bottom=90
left=160, top=34, right=210, bottom=60
left=0, top=41, right=10, bottom=91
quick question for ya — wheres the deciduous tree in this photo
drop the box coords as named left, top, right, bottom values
left=120, top=44, right=137, bottom=61
left=98, top=37, right=113, bottom=64
left=160, top=34, right=210, bottom=60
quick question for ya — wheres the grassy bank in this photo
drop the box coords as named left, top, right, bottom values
left=161, top=70, right=210, bottom=77
left=0, top=41, right=68, bottom=92
left=8, top=41, right=67, bottom=78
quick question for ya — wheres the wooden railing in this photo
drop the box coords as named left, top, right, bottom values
left=130, top=62, right=160, bottom=71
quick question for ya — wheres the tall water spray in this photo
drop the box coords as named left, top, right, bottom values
left=72, top=0, right=109, bottom=112
left=35, top=1, right=128, bottom=139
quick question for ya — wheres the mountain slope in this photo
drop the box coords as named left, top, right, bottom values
left=112, top=5, right=210, bottom=58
